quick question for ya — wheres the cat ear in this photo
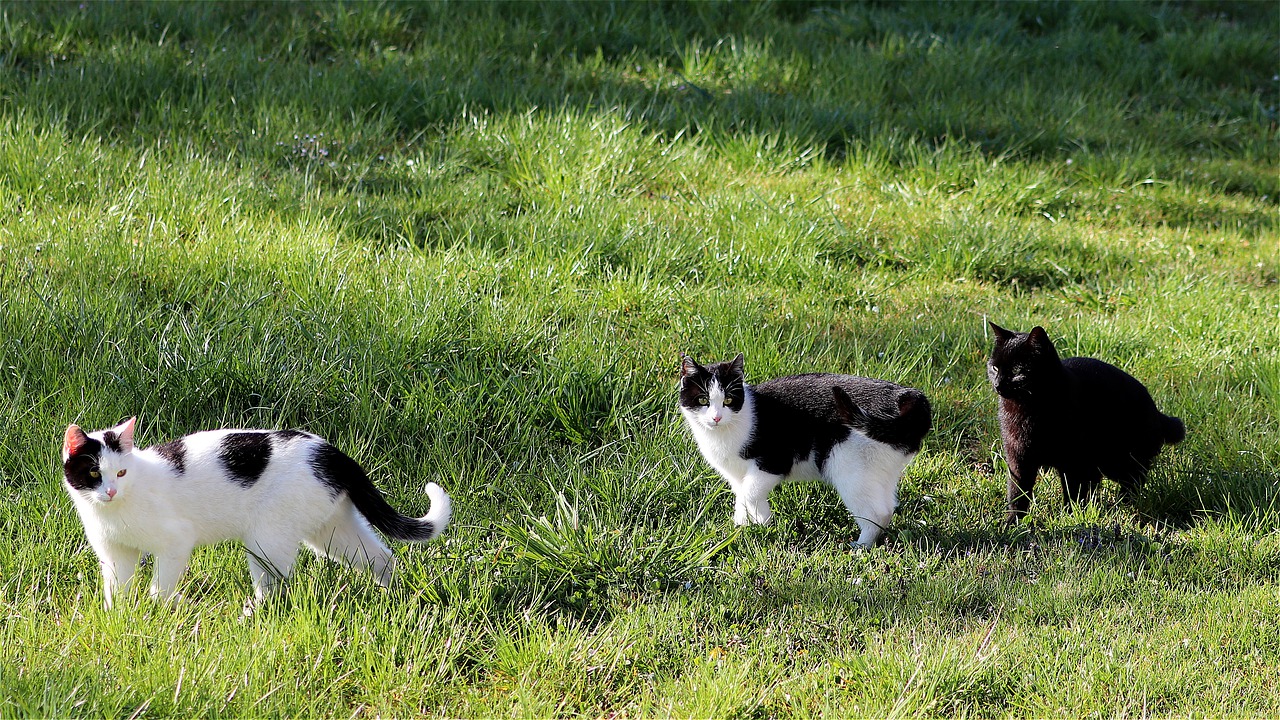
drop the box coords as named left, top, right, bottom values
left=113, top=417, right=137, bottom=451
left=988, top=321, right=1013, bottom=343
left=729, top=353, right=745, bottom=375
left=1028, top=326, right=1052, bottom=347
left=63, top=424, right=90, bottom=459
left=680, top=354, right=702, bottom=378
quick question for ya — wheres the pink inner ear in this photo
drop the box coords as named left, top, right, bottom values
left=64, top=424, right=89, bottom=456
left=118, top=416, right=137, bottom=448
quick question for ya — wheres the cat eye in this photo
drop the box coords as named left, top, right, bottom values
left=724, top=397, right=735, bottom=406
left=697, top=395, right=709, bottom=406
left=116, top=469, right=127, bottom=478
left=89, top=470, right=101, bottom=478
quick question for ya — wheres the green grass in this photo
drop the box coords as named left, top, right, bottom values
left=1, top=0, right=1277, bottom=716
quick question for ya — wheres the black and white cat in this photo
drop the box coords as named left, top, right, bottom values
left=679, top=354, right=932, bottom=546
left=61, top=417, right=451, bottom=612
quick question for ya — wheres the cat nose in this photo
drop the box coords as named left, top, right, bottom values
left=105, top=487, right=116, bottom=499
left=712, top=414, right=723, bottom=423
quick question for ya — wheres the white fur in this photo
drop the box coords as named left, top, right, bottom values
left=681, top=384, right=914, bottom=547
left=62, top=419, right=450, bottom=613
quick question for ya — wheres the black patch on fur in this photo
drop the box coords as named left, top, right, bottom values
left=153, top=438, right=187, bottom=475
left=830, top=385, right=933, bottom=454
left=988, top=322, right=1185, bottom=524
left=680, top=354, right=747, bottom=411
left=273, top=429, right=309, bottom=442
left=63, top=436, right=104, bottom=491
left=101, top=431, right=121, bottom=452
left=309, top=442, right=350, bottom=499
left=749, top=373, right=931, bottom=471
left=218, top=432, right=273, bottom=487
left=309, top=442, right=438, bottom=541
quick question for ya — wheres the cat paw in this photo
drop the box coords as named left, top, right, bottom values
left=745, top=503, right=773, bottom=524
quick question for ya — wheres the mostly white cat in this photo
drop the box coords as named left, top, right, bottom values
left=679, top=354, right=931, bottom=546
left=61, top=417, right=451, bottom=612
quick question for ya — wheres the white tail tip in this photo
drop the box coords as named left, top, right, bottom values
left=423, top=482, right=452, bottom=539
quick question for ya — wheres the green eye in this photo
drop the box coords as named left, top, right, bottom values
left=724, top=397, right=735, bottom=406
left=89, top=470, right=101, bottom=479
left=697, top=395, right=709, bottom=406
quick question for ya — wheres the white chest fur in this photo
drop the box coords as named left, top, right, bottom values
left=680, top=389, right=756, bottom=483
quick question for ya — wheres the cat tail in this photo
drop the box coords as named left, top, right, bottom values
left=344, top=471, right=452, bottom=542
left=1161, top=414, right=1186, bottom=445
left=831, top=386, right=874, bottom=430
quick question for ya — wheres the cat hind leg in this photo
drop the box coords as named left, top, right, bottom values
left=243, top=538, right=302, bottom=615
left=828, top=470, right=898, bottom=548
left=825, top=444, right=906, bottom=548
left=1103, top=454, right=1153, bottom=504
left=1060, top=466, right=1103, bottom=508
left=306, top=506, right=396, bottom=587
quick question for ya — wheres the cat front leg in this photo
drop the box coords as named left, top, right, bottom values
left=95, top=541, right=141, bottom=610
left=1004, top=454, right=1040, bottom=526
left=721, top=475, right=753, bottom=525
left=737, top=469, right=782, bottom=525
left=149, top=545, right=194, bottom=604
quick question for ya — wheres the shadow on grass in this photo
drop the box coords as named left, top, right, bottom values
left=6, top=1, right=1276, bottom=197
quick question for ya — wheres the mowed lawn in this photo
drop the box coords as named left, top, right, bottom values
left=1, top=1, right=1277, bottom=716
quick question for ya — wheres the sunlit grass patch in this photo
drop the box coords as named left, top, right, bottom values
left=1, top=0, right=1277, bottom=716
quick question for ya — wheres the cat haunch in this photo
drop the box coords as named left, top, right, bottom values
left=679, top=353, right=932, bottom=547
left=987, top=322, right=1186, bottom=524
left=61, top=417, right=452, bottom=613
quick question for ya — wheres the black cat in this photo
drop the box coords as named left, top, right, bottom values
left=987, top=322, right=1185, bottom=524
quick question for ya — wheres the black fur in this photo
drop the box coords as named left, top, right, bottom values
left=988, top=322, right=1186, bottom=525
left=832, top=385, right=932, bottom=454
left=273, top=429, right=310, bottom=442
left=63, top=435, right=104, bottom=491
left=218, top=432, right=273, bottom=487
left=680, top=356, right=932, bottom=476
left=153, top=438, right=187, bottom=475
left=680, top=353, right=746, bottom=411
left=101, top=431, right=121, bottom=452
left=308, top=443, right=438, bottom=541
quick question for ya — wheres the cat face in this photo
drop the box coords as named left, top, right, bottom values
left=679, top=354, right=747, bottom=430
left=62, top=418, right=137, bottom=505
left=987, top=323, right=1060, bottom=400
